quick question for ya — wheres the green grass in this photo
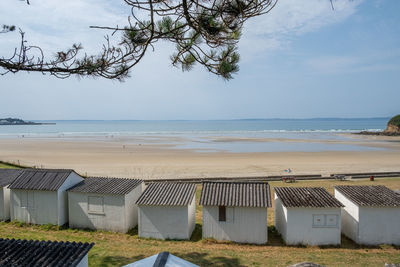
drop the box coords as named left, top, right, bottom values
left=0, top=162, right=21, bottom=169
left=0, top=160, right=26, bottom=169
left=1, top=178, right=399, bottom=266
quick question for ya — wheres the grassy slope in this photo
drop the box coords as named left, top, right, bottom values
left=0, top=162, right=21, bottom=169
left=0, top=163, right=399, bottom=266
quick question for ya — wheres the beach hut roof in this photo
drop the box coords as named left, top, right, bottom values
left=8, top=168, right=77, bottom=191
left=287, top=262, right=325, bottom=267
left=0, top=238, right=94, bottom=267
left=274, top=187, right=344, bottom=208
left=0, top=169, right=24, bottom=187
left=136, top=182, right=196, bottom=206
left=68, top=177, right=142, bottom=195
left=199, top=181, right=272, bottom=208
left=335, top=185, right=400, bottom=207
left=123, top=251, right=199, bottom=267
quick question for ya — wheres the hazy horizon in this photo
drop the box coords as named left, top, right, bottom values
left=4, top=116, right=392, bottom=121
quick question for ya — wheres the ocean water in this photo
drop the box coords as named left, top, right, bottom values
left=0, top=118, right=387, bottom=135
left=0, top=118, right=390, bottom=152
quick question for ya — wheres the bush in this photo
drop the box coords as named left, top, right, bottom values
left=388, top=115, right=400, bottom=127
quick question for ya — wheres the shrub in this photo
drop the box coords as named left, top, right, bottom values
left=388, top=115, right=400, bottom=127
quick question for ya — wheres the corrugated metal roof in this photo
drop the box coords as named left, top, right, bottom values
left=136, top=182, right=196, bottom=206
left=0, top=238, right=94, bottom=267
left=199, top=182, right=272, bottom=208
left=68, top=177, right=142, bottom=195
left=8, top=169, right=76, bottom=191
left=0, top=169, right=24, bottom=187
left=335, top=185, right=400, bottom=207
left=274, top=187, right=344, bottom=208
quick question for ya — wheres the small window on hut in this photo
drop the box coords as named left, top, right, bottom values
left=88, top=196, right=104, bottom=214
left=219, top=206, right=226, bottom=222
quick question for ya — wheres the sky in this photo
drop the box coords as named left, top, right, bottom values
left=0, top=0, right=399, bottom=120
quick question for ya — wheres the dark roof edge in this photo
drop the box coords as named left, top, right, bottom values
left=202, top=181, right=270, bottom=185
left=0, top=238, right=94, bottom=266
left=85, top=176, right=143, bottom=180
left=274, top=187, right=344, bottom=208
left=67, top=177, right=143, bottom=195
left=7, top=169, right=82, bottom=191
left=71, top=242, right=95, bottom=266
left=199, top=182, right=271, bottom=208
left=26, top=169, right=83, bottom=178
left=334, top=185, right=400, bottom=207
left=136, top=182, right=196, bottom=206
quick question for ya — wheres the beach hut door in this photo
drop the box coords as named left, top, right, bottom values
left=22, top=191, right=35, bottom=223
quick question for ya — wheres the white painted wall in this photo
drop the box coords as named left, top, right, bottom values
left=358, top=206, right=400, bottom=245
left=275, top=192, right=341, bottom=246
left=0, top=188, right=4, bottom=220
left=187, top=196, right=196, bottom=238
left=202, top=206, right=268, bottom=244
left=10, top=172, right=83, bottom=226
left=0, top=187, right=11, bottom=221
left=335, top=189, right=400, bottom=245
left=4, top=187, right=10, bottom=220
left=57, top=172, right=84, bottom=225
left=138, top=195, right=195, bottom=240
left=76, top=253, right=89, bottom=267
left=10, top=189, right=59, bottom=225
left=68, top=192, right=127, bottom=232
left=125, top=183, right=143, bottom=231
left=334, top=189, right=359, bottom=243
left=69, top=182, right=142, bottom=233
left=274, top=194, right=288, bottom=242
left=285, top=207, right=341, bottom=245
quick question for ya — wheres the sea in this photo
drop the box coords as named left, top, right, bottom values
left=0, top=118, right=391, bottom=153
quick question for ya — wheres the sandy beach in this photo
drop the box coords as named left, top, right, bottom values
left=0, top=134, right=399, bottom=179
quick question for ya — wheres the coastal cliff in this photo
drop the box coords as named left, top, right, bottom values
left=384, top=115, right=400, bottom=135
left=356, top=115, right=400, bottom=136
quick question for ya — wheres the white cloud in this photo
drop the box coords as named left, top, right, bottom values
left=305, top=48, right=400, bottom=74
left=0, top=0, right=364, bottom=78
left=1, top=0, right=361, bottom=55
left=240, top=0, right=362, bottom=60
left=0, top=0, right=129, bottom=54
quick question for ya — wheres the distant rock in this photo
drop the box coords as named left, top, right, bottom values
left=356, top=115, right=400, bottom=136
left=0, top=118, right=55, bottom=126
left=384, top=115, right=400, bottom=135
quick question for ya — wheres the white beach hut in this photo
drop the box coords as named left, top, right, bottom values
left=274, top=187, right=343, bottom=246
left=68, top=177, right=143, bottom=233
left=0, top=169, right=24, bottom=221
left=334, top=185, right=400, bottom=245
left=136, top=182, right=196, bottom=240
left=8, top=169, right=83, bottom=225
left=199, top=181, right=272, bottom=244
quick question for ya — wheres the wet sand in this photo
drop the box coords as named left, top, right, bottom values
left=0, top=135, right=399, bottom=179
